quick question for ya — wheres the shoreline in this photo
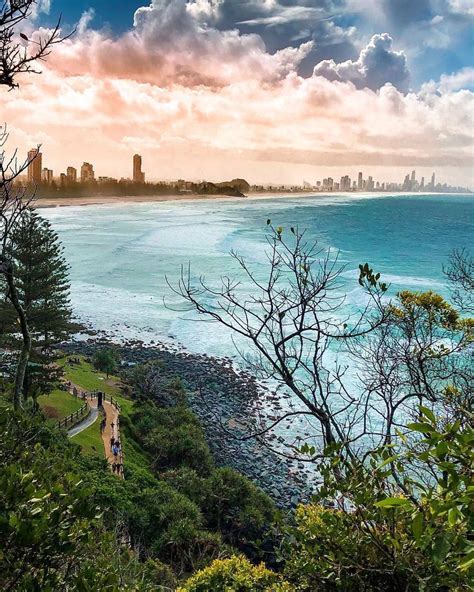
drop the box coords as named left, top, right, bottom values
left=34, top=190, right=473, bottom=209
left=61, top=337, right=313, bottom=508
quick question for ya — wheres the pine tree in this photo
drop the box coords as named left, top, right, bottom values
left=0, top=209, right=73, bottom=396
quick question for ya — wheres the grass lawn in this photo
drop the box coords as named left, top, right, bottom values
left=70, top=419, right=104, bottom=457
left=38, top=388, right=84, bottom=422
left=59, top=356, right=122, bottom=397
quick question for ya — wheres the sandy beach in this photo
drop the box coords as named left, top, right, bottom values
left=34, top=190, right=469, bottom=209
left=34, top=192, right=251, bottom=209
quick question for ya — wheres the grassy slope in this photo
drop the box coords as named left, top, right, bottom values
left=60, top=355, right=149, bottom=472
left=38, top=389, right=84, bottom=422
left=71, top=420, right=104, bottom=457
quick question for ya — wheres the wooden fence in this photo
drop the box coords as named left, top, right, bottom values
left=57, top=403, right=89, bottom=430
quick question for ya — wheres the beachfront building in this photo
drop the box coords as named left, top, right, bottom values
left=133, top=154, right=145, bottom=183
left=81, top=162, right=95, bottom=183
left=67, top=166, right=77, bottom=183
left=27, top=148, right=42, bottom=184
left=42, top=168, right=54, bottom=184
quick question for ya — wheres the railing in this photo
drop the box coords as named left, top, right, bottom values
left=57, top=403, right=88, bottom=429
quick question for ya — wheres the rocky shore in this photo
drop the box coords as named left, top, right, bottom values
left=61, top=339, right=314, bottom=508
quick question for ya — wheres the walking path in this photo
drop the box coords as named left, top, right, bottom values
left=67, top=401, right=99, bottom=437
left=101, top=399, right=124, bottom=479
left=64, top=382, right=124, bottom=478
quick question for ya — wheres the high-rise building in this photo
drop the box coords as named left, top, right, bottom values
left=67, top=166, right=77, bottom=183
left=133, top=154, right=145, bottom=183
left=358, top=172, right=363, bottom=190
left=431, top=172, right=436, bottom=189
left=411, top=170, right=416, bottom=183
left=27, top=148, right=42, bottom=184
left=81, top=162, right=95, bottom=183
left=42, top=168, right=53, bottom=184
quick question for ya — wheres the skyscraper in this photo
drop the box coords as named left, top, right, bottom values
left=431, top=172, right=436, bottom=189
left=27, top=148, right=42, bottom=184
left=358, top=172, right=363, bottom=190
left=81, top=162, right=95, bottom=183
left=133, top=154, right=145, bottom=183
left=42, top=168, right=53, bottom=184
left=67, top=166, right=77, bottom=183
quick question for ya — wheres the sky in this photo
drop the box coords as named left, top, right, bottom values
left=1, top=0, right=473, bottom=186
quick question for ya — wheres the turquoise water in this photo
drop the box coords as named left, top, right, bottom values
left=43, top=192, right=473, bottom=358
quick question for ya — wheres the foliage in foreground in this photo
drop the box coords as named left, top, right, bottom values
left=177, top=556, right=291, bottom=592
left=280, top=410, right=473, bottom=591
left=0, top=408, right=163, bottom=591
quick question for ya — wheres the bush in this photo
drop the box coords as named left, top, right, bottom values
left=133, top=405, right=214, bottom=476
left=146, top=423, right=214, bottom=475
left=178, top=555, right=292, bottom=592
left=92, top=348, right=120, bottom=377
left=281, top=412, right=474, bottom=591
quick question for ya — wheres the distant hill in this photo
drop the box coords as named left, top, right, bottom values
left=216, top=178, right=250, bottom=194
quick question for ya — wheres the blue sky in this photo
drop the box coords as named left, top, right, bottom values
left=42, top=0, right=474, bottom=89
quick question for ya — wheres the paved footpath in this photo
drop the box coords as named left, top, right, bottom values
left=65, top=384, right=124, bottom=479
left=67, top=400, right=99, bottom=437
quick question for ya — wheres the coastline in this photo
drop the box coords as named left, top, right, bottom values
left=61, top=338, right=313, bottom=508
left=34, top=190, right=472, bottom=210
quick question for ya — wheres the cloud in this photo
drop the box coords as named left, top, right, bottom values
left=313, top=33, right=410, bottom=92
left=0, top=0, right=471, bottom=189
left=3, top=61, right=472, bottom=186
left=77, top=8, right=96, bottom=35
left=448, top=0, right=474, bottom=16
left=48, top=0, right=313, bottom=87
left=421, top=67, right=474, bottom=95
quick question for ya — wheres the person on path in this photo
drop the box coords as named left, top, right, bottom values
left=110, top=436, right=115, bottom=451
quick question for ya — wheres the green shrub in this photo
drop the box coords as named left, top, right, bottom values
left=178, top=555, right=292, bottom=591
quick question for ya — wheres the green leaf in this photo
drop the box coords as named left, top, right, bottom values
left=407, top=422, right=435, bottom=433
left=375, top=497, right=410, bottom=508
left=432, top=535, right=451, bottom=564
left=412, top=512, right=424, bottom=542
left=420, top=406, right=436, bottom=423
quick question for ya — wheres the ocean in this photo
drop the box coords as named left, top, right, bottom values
left=43, top=192, right=474, bottom=360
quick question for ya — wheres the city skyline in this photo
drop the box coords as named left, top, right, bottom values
left=24, top=147, right=470, bottom=194
left=1, top=1, right=472, bottom=189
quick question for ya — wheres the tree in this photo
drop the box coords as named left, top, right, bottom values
left=171, top=224, right=389, bottom=460
left=0, top=209, right=73, bottom=396
left=93, top=348, right=119, bottom=378
left=0, top=1, right=69, bottom=407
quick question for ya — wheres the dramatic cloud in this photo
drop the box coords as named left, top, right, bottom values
left=47, top=0, right=314, bottom=87
left=0, top=0, right=471, bottom=188
left=313, top=33, right=410, bottom=92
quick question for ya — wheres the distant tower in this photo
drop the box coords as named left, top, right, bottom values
left=27, top=148, right=42, bottom=184
left=411, top=170, right=416, bottom=183
left=81, top=162, right=95, bottom=183
left=358, top=172, right=363, bottom=190
left=431, top=172, right=436, bottom=188
left=42, top=168, right=53, bottom=184
left=133, top=154, right=145, bottom=183
left=67, top=166, right=77, bottom=183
